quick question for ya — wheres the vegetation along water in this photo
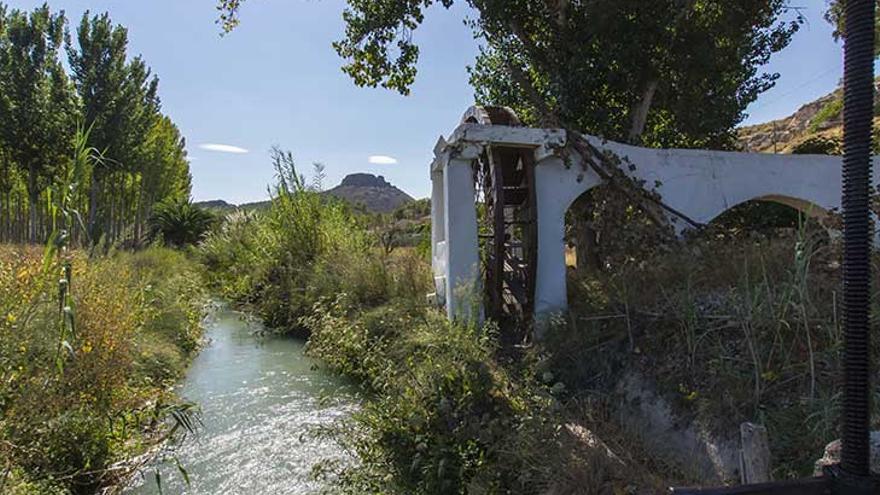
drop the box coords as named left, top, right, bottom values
left=2, top=0, right=880, bottom=494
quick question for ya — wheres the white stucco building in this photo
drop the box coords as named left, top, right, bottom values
left=430, top=106, right=878, bottom=324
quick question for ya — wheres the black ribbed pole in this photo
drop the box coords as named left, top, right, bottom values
left=840, top=0, right=875, bottom=490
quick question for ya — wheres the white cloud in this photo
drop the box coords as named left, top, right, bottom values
left=199, top=143, right=249, bottom=154
left=368, top=155, right=398, bottom=165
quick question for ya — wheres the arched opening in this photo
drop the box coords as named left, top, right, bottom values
left=706, top=196, right=834, bottom=241
left=563, top=183, right=671, bottom=313
left=564, top=184, right=671, bottom=272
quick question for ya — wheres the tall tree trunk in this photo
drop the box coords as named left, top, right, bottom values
left=27, top=167, right=38, bottom=244
left=15, top=195, right=21, bottom=244
left=627, top=79, right=658, bottom=144
left=1, top=192, right=6, bottom=243
left=87, top=172, right=100, bottom=244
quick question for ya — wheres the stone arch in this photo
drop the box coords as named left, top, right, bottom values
left=705, top=194, right=834, bottom=231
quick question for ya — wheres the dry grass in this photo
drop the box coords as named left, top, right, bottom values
left=552, top=226, right=880, bottom=479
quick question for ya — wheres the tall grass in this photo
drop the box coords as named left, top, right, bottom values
left=555, top=224, right=880, bottom=478
left=0, top=128, right=205, bottom=494
left=200, top=147, right=426, bottom=334
left=303, top=297, right=656, bottom=494
left=0, top=246, right=204, bottom=494
left=199, top=149, right=671, bottom=492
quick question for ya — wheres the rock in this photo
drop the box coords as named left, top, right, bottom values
left=324, top=173, right=415, bottom=213
left=564, top=423, right=627, bottom=468
left=813, top=431, right=880, bottom=476
left=614, top=371, right=741, bottom=484
left=339, top=173, right=392, bottom=188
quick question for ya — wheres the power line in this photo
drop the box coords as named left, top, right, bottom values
left=749, top=66, right=840, bottom=113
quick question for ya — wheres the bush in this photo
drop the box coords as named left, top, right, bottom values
left=808, top=98, right=843, bottom=132
left=303, top=298, right=627, bottom=494
left=201, top=150, right=660, bottom=493
left=0, top=245, right=204, bottom=493
left=555, top=227, right=880, bottom=478
left=199, top=148, right=429, bottom=335
left=148, top=198, right=216, bottom=247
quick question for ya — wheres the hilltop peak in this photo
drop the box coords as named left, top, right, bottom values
left=326, top=173, right=413, bottom=213
left=339, top=173, right=393, bottom=188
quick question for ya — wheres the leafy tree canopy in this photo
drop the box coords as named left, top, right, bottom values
left=825, top=0, right=880, bottom=57
left=219, top=1, right=801, bottom=150
left=0, top=3, right=191, bottom=245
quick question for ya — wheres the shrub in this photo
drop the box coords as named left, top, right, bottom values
left=148, top=198, right=216, bottom=247
left=554, top=227, right=880, bottom=478
left=199, top=147, right=428, bottom=335
left=0, top=245, right=204, bottom=493
left=808, top=98, right=843, bottom=132
left=791, top=135, right=841, bottom=155
left=304, top=298, right=614, bottom=494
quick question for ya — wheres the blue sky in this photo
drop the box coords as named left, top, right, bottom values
left=11, top=0, right=848, bottom=202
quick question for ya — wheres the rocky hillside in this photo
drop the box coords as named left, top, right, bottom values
left=324, top=173, right=414, bottom=213
left=195, top=199, right=269, bottom=212
left=738, top=80, right=880, bottom=153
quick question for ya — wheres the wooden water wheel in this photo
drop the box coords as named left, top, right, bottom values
left=465, top=107, right=538, bottom=338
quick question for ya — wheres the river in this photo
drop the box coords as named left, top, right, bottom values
left=127, top=305, right=356, bottom=495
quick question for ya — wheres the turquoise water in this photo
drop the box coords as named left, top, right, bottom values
left=127, top=306, right=355, bottom=494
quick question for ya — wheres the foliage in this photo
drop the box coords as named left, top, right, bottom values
left=304, top=297, right=651, bottom=494
left=556, top=229, right=880, bottom=478
left=217, top=1, right=800, bottom=149
left=148, top=199, right=216, bottom=248
left=0, top=4, right=191, bottom=247
left=205, top=155, right=656, bottom=492
left=808, top=98, right=844, bottom=133
left=0, top=3, right=77, bottom=243
left=0, top=246, right=204, bottom=494
left=392, top=198, right=431, bottom=221
left=474, top=1, right=801, bottom=149
left=825, top=0, right=880, bottom=57
left=200, top=148, right=420, bottom=334
left=791, top=135, right=842, bottom=155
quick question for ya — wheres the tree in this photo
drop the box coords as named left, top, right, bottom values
left=0, top=4, right=190, bottom=246
left=0, top=3, right=77, bottom=242
left=217, top=0, right=804, bottom=276
left=68, top=11, right=161, bottom=242
left=218, top=1, right=799, bottom=149
left=138, top=115, right=192, bottom=238
left=148, top=198, right=215, bottom=248
left=826, top=0, right=880, bottom=57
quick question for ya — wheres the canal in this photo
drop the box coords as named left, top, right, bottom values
left=127, top=305, right=356, bottom=494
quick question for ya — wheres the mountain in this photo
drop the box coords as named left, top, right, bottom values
left=738, top=80, right=879, bottom=154
left=196, top=173, right=414, bottom=215
left=194, top=199, right=271, bottom=212
left=324, top=173, right=414, bottom=213
left=195, top=199, right=236, bottom=211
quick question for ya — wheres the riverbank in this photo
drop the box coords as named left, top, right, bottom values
left=196, top=182, right=665, bottom=492
left=200, top=178, right=880, bottom=492
left=0, top=246, right=205, bottom=494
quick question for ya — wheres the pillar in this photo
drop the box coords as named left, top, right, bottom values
left=444, top=152, right=482, bottom=323
left=430, top=169, right=447, bottom=304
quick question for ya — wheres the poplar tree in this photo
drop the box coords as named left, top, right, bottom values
left=0, top=3, right=192, bottom=245
left=0, top=4, right=77, bottom=242
left=67, top=11, right=161, bottom=242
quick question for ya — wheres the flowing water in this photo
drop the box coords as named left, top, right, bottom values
left=127, top=305, right=356, bottom=495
